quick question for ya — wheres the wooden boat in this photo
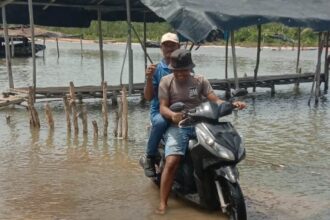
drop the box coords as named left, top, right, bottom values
left=0, top=36, right=46, bottom=58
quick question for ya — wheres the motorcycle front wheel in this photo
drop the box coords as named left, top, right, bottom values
left=218, top=180, right=247, bottom=220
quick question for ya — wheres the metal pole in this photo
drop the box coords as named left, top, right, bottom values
left=126, top=0, right=133, bottom=95
left=98, top=8, right=104, bottom=83
left=28, top=0, right=37, bottom=94
left=2, top=6, right=14, bottom=89
left=231, top=30, right=239, bottom=89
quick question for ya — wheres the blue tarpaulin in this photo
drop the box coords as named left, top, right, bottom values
left=141, top=0, right=330, bottom=43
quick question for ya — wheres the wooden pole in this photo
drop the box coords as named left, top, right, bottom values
left=253, top=25, right=262, bottom=92
left=230, top=31, right=239, bottom=89
left=324, top=32, right=329, bottom=92
left=80, top=34, right=84, bottom=58
left=43, top=36, right=45, bottom=58
left=2, top=6, right=14, bottom=89
left=113, top=110, right=119, bottom=137
left=92, top=120, right=98, bottom=138
left=295, top=28, right=302, bottom=89
left=71, top=100, right=79, bottom=135
left=315, top=33, right=324, bottom=105
left=45, top=102, right=54, bottom=129
left=28, top=86, right=40, bottom=128
left=69, top=81, right=76, bottom=102
left=308, top=33, right=324, bottom=106
left=98, top=8, right=105, bottom=83
left=102, top=82, right=108, bottom=137
left=143, top=13, right=147, bottom=71
left=28, top=0, right=36, bottom=94
left=56, top=37, right=60, bottom=58
left=81, top=105, right=88, bottom=134
left=10, top=37, right=14, bottom=57
left=225, top=35, right=229, bottom=80
left=117, top=97, right=123, bottom=138
left=63, top=96, right=71, bottom=132
left=126, top=0, right=134, bottom=95
left=121, top=86, right=128, bottom=139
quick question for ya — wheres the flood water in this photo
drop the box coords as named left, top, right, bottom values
left=0, top=41, right=329, bottom=220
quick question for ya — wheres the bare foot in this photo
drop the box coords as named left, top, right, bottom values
left=155, top=205, right=166, bottom=215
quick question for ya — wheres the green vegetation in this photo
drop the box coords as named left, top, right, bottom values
left=47, top=21, right=319, bottom=47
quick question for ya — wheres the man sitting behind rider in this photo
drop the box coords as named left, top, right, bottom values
left=143, top=33, right=180, bottom=177
left=156, top=49, right=246, bottom=214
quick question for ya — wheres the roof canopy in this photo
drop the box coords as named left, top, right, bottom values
left=0, top=0, right=164, bottom=28
left=1, top=0, right=330, bottom=44
left=141, top=0, right=330, bottom=43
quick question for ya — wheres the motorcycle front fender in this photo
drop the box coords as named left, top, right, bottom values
left=214, top=165, right=239, bottom=183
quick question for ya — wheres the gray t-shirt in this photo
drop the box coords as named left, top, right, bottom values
left=158, top=73, right=214, bottom=110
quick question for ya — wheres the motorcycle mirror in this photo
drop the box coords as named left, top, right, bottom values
left=170, top=102, right=185, bottom=112
left=232, top=88, right=248, bottom=97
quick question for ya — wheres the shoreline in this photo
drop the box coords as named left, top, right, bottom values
left=37, top=37, right=318, bottom=51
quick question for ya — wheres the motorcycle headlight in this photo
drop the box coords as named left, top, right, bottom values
left=196, top=125, right=235, bottom=161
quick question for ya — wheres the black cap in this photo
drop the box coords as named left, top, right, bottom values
left=169, top=49, right=195, bottom=70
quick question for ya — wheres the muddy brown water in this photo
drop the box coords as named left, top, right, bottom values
left=0, top=42, right=329, bottom=219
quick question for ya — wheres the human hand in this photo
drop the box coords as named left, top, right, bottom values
left=145, top=64, right=157, bottom=80
left=233, top=101, right=247, bottom=110
left=171, top=112, right=183, bottom=124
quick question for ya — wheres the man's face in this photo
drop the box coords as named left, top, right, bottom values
left=173, top=69, right=190, bottom=83
left=161, top=41, right=180, bottom=61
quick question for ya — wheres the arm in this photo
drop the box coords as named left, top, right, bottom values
left=160, top=98, right=183, bottom=124
left=207, top=92, right=225, bottom=105
left=144, top=64, right=157, bottom=101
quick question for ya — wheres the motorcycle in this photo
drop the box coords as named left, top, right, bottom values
left=140, top=92, right=247, bottom=220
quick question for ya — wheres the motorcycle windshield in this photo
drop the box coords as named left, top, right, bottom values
left=204, top=122, right=241, bottom=160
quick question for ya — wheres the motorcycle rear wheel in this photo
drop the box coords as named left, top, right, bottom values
left=221, top=180, right=247, bottom=220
